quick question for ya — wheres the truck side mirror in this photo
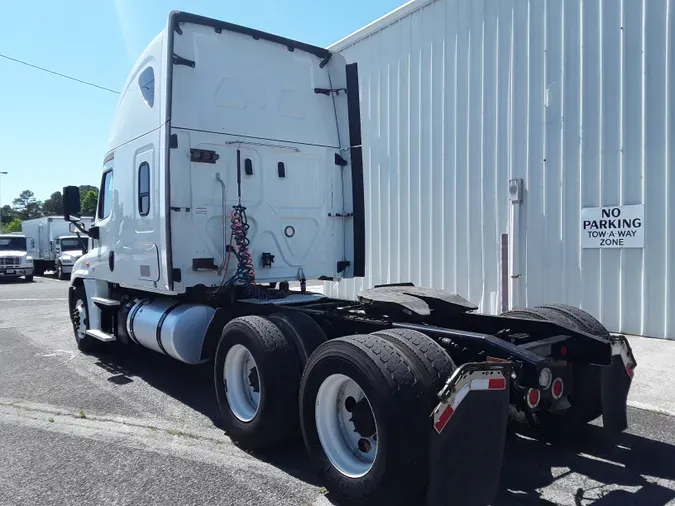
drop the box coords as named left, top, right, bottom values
left=63, top=186, right=81, bottom=221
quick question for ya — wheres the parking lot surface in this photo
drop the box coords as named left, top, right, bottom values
left=1, top=277, right=674, bottom=505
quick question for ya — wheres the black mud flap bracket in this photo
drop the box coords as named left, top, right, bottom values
left=427, top=362, right=513, bottom=506
left=601, top=334, right=637, bottom=435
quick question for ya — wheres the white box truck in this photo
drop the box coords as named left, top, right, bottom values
left=0, top=232, right=34, bottom=282
left=22, top=216, right=93, bottom=279
left=59, top=11, right=636, bottom=506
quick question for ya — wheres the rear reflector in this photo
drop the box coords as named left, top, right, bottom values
left=488, top=377, right=506, bottom=390
left=433, top=367, right=510, bottom=434
left=434, top=405, right=454, bottom=433
left=611, top=336, right=637, bottom=379
left=526, top=388, right=541, bottom=409
left=551, top=378, right=564, bottom=399
left=471, top=378, right=507, bottom=391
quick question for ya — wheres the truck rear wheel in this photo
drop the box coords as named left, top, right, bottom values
left=502, top=305, right=605, bottom=434
left=533, top=304, right=609, bottom=431
left=214, top=316, right=301, bottom=450
left=299, top=334, right=428, bottom=506
left=371, top=328, right=456, bottom=398
left=267, top=311, right=326, bottom=370
left=535, top=303, right=610, bottom=337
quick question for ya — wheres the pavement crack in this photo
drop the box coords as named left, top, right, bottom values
left=0, top=399, right=225, bottom=445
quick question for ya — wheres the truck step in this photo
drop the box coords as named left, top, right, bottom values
left=85, top=329, right=116, bottom=342
left=91, top=296, right=121, bottom=307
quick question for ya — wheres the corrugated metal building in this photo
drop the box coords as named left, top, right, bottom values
left=326, top=0, right=675, bottom=339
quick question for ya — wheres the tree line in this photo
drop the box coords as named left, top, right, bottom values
left=0, top=186, right=99, bottom=233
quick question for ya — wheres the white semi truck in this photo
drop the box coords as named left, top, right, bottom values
left=0, top=232, right=34, bottom=281
left=61, top=11, right=637, bottom=506
left=22, top=216, right=93, bottom=279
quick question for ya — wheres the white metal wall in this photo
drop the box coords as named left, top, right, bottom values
left=327, top=0, right=675, bottom=339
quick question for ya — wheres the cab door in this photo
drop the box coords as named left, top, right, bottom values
left=87, top=160, right=116, bottom=281
left=131, top=148, right=160, bottom=283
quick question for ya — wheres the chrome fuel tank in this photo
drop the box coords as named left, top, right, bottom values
left=126, top=298, right=215, bottom=364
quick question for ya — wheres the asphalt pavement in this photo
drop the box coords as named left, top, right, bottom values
left=1, top=277, right=674, bottom=506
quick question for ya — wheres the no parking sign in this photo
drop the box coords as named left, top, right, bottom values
left=581, top=205, right=644, bottom=249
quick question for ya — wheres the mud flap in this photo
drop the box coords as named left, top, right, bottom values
left=426, top=363, right=513, bottom=506
left=601, top=335, right=637, bottom=434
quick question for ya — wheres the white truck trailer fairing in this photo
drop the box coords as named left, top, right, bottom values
left=78, top=12, right=363, bottom=295
left=59, top=11, right=636, bottom=506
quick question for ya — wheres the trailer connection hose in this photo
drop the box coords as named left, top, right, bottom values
left=217, top=147, right=282, bottom=300
left=226, top=204, right=270, bottom=299
left=230, top=204, right=255, bottom=286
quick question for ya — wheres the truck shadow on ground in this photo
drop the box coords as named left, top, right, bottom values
left=91, top=345, right=328, bottom=491
left=91, top=345, right=675, bottom=506
left=498, top=422, right=675, bottom=505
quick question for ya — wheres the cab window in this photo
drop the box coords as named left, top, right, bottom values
left=98, top=170, right=114, bottom=220
left=138, top=67, right=155, bottom=107
left=138, top=162, right=150, bottom=216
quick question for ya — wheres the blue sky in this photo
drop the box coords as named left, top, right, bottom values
left=0, top=0, right=405, bottom=207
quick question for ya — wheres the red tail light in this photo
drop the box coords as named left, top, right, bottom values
left=552, top=378, right=564, bottom=399
left=526, top=388, right=541, bottom=409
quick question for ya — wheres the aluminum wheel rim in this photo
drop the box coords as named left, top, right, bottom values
left=315, top=373, right=378, bottom=478
left=224, top=344, right=261, bottom=422
left=74, top=299, right=87, bottom=339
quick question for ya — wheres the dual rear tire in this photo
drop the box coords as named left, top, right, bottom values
left=214, top=317, right=455, bottom=506
left=214, top=316, right=302, bottom=449
left=501, top=304, right=610, bottom=433
left=300, top=332, right=455, bottom=505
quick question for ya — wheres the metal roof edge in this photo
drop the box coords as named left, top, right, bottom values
left=329, top=0, right=435, bottom=51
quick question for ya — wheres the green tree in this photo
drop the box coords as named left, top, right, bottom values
left=80, top=188, right=99, bottom=217
left=42, top=191, right=63, bottom=216
left=5, top=218, right=22, bottom=233
left=0, top=205, right=17, bottom=227
left=79, top=185, right=97, bottom=194
left=12, top=190, right=43, bottom=220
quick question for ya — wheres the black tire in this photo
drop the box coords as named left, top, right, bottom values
left=502, top=306, right=604, bottom=433
left=299, top=334, right=428, bottom=506
left=267, top=311, right=327, bottom=370
left=70, top=284, right=102, bottom=353
left=214, top=315, right=301, bottom=450
left=370, top=328, right=456, bottom=397
left=24, top=275, right=34, bottom=282
left=56, top=264, right=67, bottom=280
left=511, top=306, right=580, bottom=330
left=535, top=303, right=610, bottom=337
left=533, top=304, right=609, bottom=430
left=501, top=309, right=546, bottom=321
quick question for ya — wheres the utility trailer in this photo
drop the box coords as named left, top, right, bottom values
left=61, top=11, right=637, bottom=506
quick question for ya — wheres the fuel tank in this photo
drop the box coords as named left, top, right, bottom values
left=126, top=298, right=215, bottom=364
